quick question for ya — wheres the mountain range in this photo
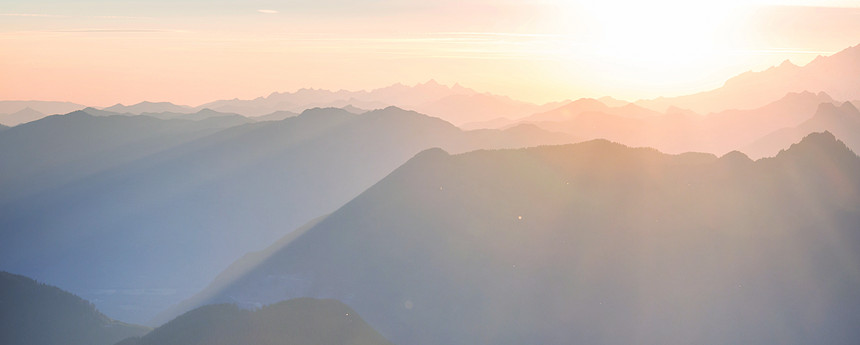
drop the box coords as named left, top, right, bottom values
left=167, top=132, right=860, bottom=344
left=745, top=101, right=860, bottom=158
left=635, top=43, right=860, bottom=113
left=0, top=271, right=148, bottom=345
left=522, top=90, right=841, bottom=155
left=0, top=101, right=85, bottom=125
left=0, top=106, right=575, bottom=323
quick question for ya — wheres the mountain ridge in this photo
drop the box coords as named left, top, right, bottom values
left=167, top=131, right=860, bottom=344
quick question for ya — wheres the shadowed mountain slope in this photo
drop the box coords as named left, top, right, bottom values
left=0, top=271, right=149, bottom=345
left=0, top=106, right=575, bottom=324
left=177, top=132, right=860, bottom=345
left=0, top=111, right=248, bottom=204
left=117, top=299, right=391, bottom=345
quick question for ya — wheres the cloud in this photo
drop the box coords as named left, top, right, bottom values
left=53, top=29, right=187, bottom=33
left=0, top=13, right=68, bottom=18
left=258, top=9, right=279, bottom=14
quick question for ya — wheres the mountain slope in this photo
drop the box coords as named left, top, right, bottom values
left=0, top=106, right=576, bottom=324
left=180, top=132, right=860, bottom=345
left=744, top=101, right=860, bottom=158
left=0, top=271, right=148, bottom=345
left=117, top=299, right=391, bottom=345
left=197, top=80, right=555, bottom=125
left=412, top=93, right=567, bottom=126
left=529, top=91, right=835, bottom=155
left=523, top=97, right=661, bottom=123
left=0, top=111, right=247, bottom=204
left=104, top=101, right=193, bottom=115
left=635, top=43, right=860, bottom=113
left=0, top=107, right=45, bottom=126
left=0, top=100, right=84, bottom=118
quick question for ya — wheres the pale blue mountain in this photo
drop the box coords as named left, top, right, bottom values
left=0, top=106, right=575, bottom=324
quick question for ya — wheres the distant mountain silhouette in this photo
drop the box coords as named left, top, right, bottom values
left=412, top=93, right=567, bottom=126
left=745, top=101, right=860, bottom=158
left=341, top=104, right=368, bottom=114
left=175, top=132, right=860, bottom=344
left=528, top=91, right=836, bottom=155
left=0, top=271, right=148, bottom=345
left=636, top=43, right=860, bottom=113
left=117, top=299, right=391, bottom=345
left=196, top=80, right=557, bottom=125
left=0, top=107, right=45, bottom=126
left=196, top=80, right=470, bottom=116
left=103, top=101, right=193, bottom=115
left=81, top=106, right=252, bottom=123
left=0, top=106, right=575, bottom=324
left=254, top=110, right=300, bottom=122
left=522, top=97, right=661, bottom=123
left=0, top=100, right=84, bottom=120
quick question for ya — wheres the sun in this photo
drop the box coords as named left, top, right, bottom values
left=548, top=0, right=752, bottom=95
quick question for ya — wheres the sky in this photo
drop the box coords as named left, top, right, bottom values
left=1, top=0, right=859, bottom=106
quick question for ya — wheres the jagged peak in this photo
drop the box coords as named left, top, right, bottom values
left=814, top=102, right=839, bottom=114
left=839, top=101, right=858, bottom=114
left=778, top=59, right=797, bottom=68
left=777, top=131, right=854, bottom=160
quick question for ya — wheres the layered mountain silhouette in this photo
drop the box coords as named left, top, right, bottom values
left=80, top=107, right=252, bottom=123
left=172, top=132, right=860, bottom=344
left=0, top=107, right=45, bottom=127
left=412, top=92, right=567, bottom=126
left=0, top=111, right=248, bottom=204
left=103, top=101, right=193, bottom=115
left=0, top=100, right=84, bottom=122
left=0, top=271, right=148, bottom=345
left=635, top=43, right=860, bottom=113
left=523, top=97, right=661, bottom=122
left=117, top=299, right=391, bottom=345
left=0, top=106, right=575, bottom=323
left=745, top=101, right=860, bottom=158
left=525, top=91, right=837, bottom=155
left=198, top=80, right=565, bottom=125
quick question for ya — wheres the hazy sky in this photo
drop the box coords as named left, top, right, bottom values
left=1, top=0, right=859, bottom=106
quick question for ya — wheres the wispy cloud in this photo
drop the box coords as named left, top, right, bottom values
left=257, top=9, right=279, bottom=14
left=0, top=13, right=68, bottom=18
left=53, top=29, right=188, bottom=33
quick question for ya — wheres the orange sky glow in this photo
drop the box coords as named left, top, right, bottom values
left=1, top=0, right=859, bottom=106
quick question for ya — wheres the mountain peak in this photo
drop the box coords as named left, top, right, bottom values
left=777, top=131, right=855, bottom=160
left=778, top=59, right=797, bottom=68
left=839, top=101, right=858, bottom=114
left=814, top=102, right=840, bottom=115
